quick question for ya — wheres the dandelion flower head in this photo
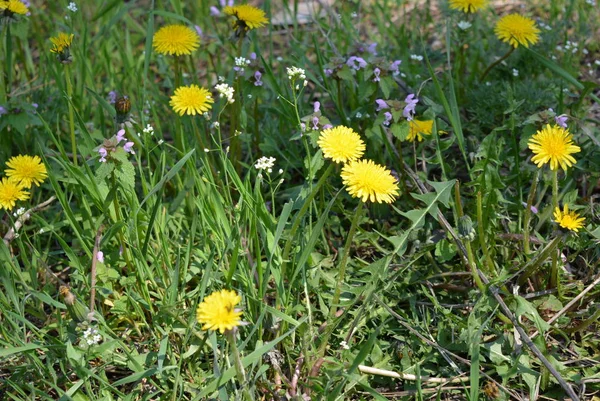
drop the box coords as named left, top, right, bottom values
left=318, top=126, right=366, bottom=164
left=407, top=120, right=434, bottom=142
left=528, top=124, right=580, bottom=171
left=5, top=155, right=48, bottom=188
left=341, top=160, right=399, bottom=203
left=50, top=32, right=74, bottom=54
left=224, top=4, right=269, bottom=31
left=494, top=14, right=540, bottom=48
left=0, top=177, right=29, bottom=211
left=196, top=289, right=243, bottom=333
left=554, top=204, right=585, bottom=232
left=0, top=0, right=28, bottom=15
left=449, top=0, right=487, bottom=13
left=153, top=24, right=200, bottom=56
left=170, top=84, right=214, bottom=116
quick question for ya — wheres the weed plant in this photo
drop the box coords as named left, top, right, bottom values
left=1, top=0, right=600, bottom=400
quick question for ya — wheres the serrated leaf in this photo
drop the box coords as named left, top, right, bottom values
left=379, top=76, right=395, bottom=99
left=435, top=239, right=456, bottom=263
left=95, top=161, right=115, bottom=183
left=336, top=67, right=355, bottom=82
left=390, top=121, right=409, bottom=141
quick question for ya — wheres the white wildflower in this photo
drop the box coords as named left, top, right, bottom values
left=254, top=156, right=276, bottom=172
left=287, top=66, right=306, bottom=81
left=82, top=327, right=102, bottom=346
left=410, top=54, right=423, bottom=61
left=143, top=124, right=154, bottom=135
left=215, top=83, right=235, bottom=104
left=67, top=2, right=78, bottom=12
left=457, top=21, right=471, bottom=30
left=512, top=68, right=519, bottom=77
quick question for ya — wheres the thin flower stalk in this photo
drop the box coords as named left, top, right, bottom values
left=65, top=65, right=77, bottom=165
left=550, top=169, right=559, bottom=289
left=523, top=170, right=540, bottom=256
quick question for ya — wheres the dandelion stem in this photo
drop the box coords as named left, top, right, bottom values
left=64, top=65, right=77, bottom=165
left=480, top=47, right=515, bottom=82
left=227, top=330, right=254, bottom=401
left=455, top=183, right=485, bottom=291
left=523, top=170, right=540, bottom=256
left=477, top=191, right=494, bottom=274
left=550, top=169, right=559, bottom=290
left=1, top=24, right=10, bottom=103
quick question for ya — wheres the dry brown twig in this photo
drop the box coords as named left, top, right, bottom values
left=3, top=196, right=56, bottom=246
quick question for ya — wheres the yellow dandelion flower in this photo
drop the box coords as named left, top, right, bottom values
left=494, top=14, right=540, bottom=48
left=1, top=0, right=28, bottom=15
left=528, top=124, right=580, bottom=171
left=153, top=24, right=200, bottom=56
left=317, top=126, right=366, bottom=164
left=224, top=4, right=269, bottom=33
left=554, top=204, right=585, bottom=232
left=50, top=32, right=74, bottom=54
left=407, top=120, right=434, bottom=142
left=341, top=160, right=399, bottom=204
left=449, top=0, right=487, bottom=13
left=196, top=289, right=243, bottom=333
left=5, top=155, right=48, bottom=188
left=170, top=84, right=214, bottom=116
left=0, top=177, right=29, bottom=211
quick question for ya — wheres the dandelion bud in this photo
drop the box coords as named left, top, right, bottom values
left=115, top=96, right=131, bottom=123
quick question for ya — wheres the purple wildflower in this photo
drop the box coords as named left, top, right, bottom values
left=300, top=122, right=306, bottom=131
left=96, top=251, right=104, bottom=263
left=373, top=67, right=381, bottom=82
left=403, top=93, right=418, bottom=120
left=0, top=106, right=7, bottom=116
left=98, top=147, right=107, bottom=163
left=123, top=142, right=135, bottom=154
left=375, top=99, right=389, bottom=111
left=555, top=114, right=568, bottom=128
left=347, top=56, right=367, bottom=70
left=116, top=129, right=126, bottom=143
left=254, top=70, right=263, bottom=86
left=383, top=112, right=393, bottom=126
left=324, top=68, right=333, bottom=77
left=195, top=25, right=203, bottom=37
left=522, top=202, right=538, bottom=214
left=210, top=6, right=220, bottom=16
left=323, top=124, right=333, bottom=130
left=367, top=43, right=378, bottom=55
left=312, top=116, right=320, bottom=130
left=390, top=60, right=402, bottom=76
left=314, top=101, right=320, bottom=113
left=32, top=103, right=38, bottom=109
left=250, top=52, right=257, bottom=60
left=108, top=91, right=118, bottom=104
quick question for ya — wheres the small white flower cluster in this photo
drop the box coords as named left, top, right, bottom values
left=82, top=327, right=102, bottom=346
left=457, top=21, right=471, bottom=30
left=235, top=57, right=250, bottom=67
left=286, top=66, right=306, bottom=81
left=254, top=156, right=276, bottom=173
left=13, top=207, right=26, bottom=218
left=215, top=83, right=235, bottom=104
left=512, top=68, right=519, bottom=77
left=557, top=41, right=581, bottom=54
left=585, top=0, right=596, bottom=5
left=538, top=21, right=552, bottom=31
left=143, top=124, right=154, bottom=135
left=410, top=54, right=424, bottom=61
left=67, top=2, right=78, bottom=12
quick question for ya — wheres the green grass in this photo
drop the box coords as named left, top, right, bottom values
left=1, top=0, right=600, bottom=400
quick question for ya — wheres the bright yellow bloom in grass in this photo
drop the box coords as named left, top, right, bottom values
left=317, top=126, right=365, bottom=164
left=50, top=33, right=74, bottom=54
left=554, top=205, right=585, bottom=232
left=152, top=25, right=200, bottom=56
left=528, top=124, right=580, bottom=171
left=0, top=0, right=29, bottom=15
left=449, top=0, right=487, bottom=13
left=407, top=120, right=434, bottom=142
left=494, top=14, right=540, bottom=48
left=196, top=289, right=243, bottom=333
left=224, top=4, right=269, bottom=32
left=170, top=85, right=214, bottom=116
left=5, top=155, right=47, bottom=188
left=0, top=177, right=29, bottom=211
left=341, top=160, right=399, bottom=203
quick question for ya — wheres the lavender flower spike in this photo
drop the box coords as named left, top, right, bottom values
left=375, top=99, right=389, bottom=111
left=403, top=93, right=418, bottom=121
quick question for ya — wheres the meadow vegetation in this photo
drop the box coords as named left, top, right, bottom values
left=1, top=0, right=600, bottom=399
